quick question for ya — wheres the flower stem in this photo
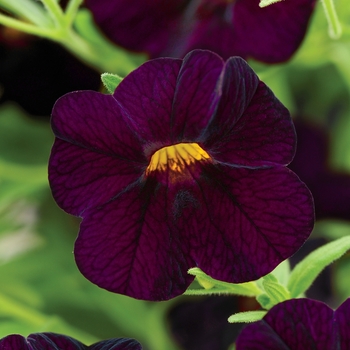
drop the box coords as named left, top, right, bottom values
left=64, top=0, right=83, bottom=27
left=0, top=0, right=53, bottom=27
left=0, top=13, right=57, bottom=39
left=320, top=0, right=342, bottom=39
left=40, top=0, right=65, bottom=28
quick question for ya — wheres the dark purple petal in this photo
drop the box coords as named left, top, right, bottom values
left=49, top=91, right=146, bottom=216
left=230, top=0, right=316, bottom=63
left=85, top=0, right=187, bottom=58
left=0, top=335, right=29, bottom=350
left=184, top=0, right=316, bottom=62
left=51, top=91, right=144, bottom=159
left=204, top=58, right=295, bottom=166
left=335, top=298, right=350, bottom=349
left=182, top=7, right=240, bottom=61
left=89, top=338, right=142, bottom=350
left=85, top=0, right=315, bottom=62
left=236, top=299, right=337, bottom=349
left=114, top=51, right=225, bottom=146
left=171, top=50, right=224, bottom=141
left=27, top=333, right=86, bottom=350
left=75, top=181, right=195, bottom=301
left=185, top=165, right=313, bottom=283
left=113, top=58, right=182, bottom=146
left=203, top=57, right=259, bottom=141
left=0, top=334, right=142, bottom=350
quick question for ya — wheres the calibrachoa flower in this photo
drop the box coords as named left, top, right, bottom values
left=0, top=333, right=142, bottom=350
left=85, top=0, right=316, bottom=62
left=236, top=298, right=350, bottom=349
left=48, top=49, right=314, bottom=301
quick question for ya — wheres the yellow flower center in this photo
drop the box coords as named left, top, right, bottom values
left=145, top=143, right=211, bottom=176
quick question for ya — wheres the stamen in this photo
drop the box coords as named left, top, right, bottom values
left=145, top=143, right=211, bottom=177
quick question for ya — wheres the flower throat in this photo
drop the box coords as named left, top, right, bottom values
left=145, top=143, right=211, bottom=176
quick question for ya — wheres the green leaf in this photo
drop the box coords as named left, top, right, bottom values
left=187, top=268, right=262, bottom=297
left=270, top=260, right=291, bottom=286
left=288, top=236, right=350, bottom=298
left=101, top=73, right=123, bottom=94
left=228, top=311, right=267, bottom=323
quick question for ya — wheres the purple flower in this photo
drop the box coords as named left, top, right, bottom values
left=0, top=333, right=142, bottom=350
left=85, top=0, right=316, bottom=63
left=236, top=298, right=350, bottom=349
left=48, top=50, right=314, bottom=301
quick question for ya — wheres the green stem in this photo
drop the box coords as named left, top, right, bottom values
left=0, top=0, right=52, bottom=27
left=40, top=0, right=65, bottom=27
left=58, top=28, right=106, bottom=70
left=64, top=0, right=83, bottom=27
left=320, top=0, right=342, bottom=39
left=0, top=13, right=57, bottom=39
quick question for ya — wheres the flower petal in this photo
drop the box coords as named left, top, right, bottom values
left=231, top=0, right=316, bottom=63
left=0, top=335, right=30, bottom=350
left=203, top=57, right=259, bottom=145
left=85, top=0, right=187, bottom=58
left=49, top=139, right=143, bottom=216
left=51, top=91, right=143, bottom=159
left=171, top=50, right=224, bottom=141
left=236, top=299, right=335, bottom=349
left=204, top=59, right=295, bottom=166
left=186, top=165, right=313, bottom=283
left=185, top=0, right=315, bottom=62
left=27, top=333, right=86, bottom=350
left=182, top=5, right=242, bottom=60
left=89, top=338, right=142, bottom=350
left=335, top=298, right=350, bottom=349
left=49, top=92, right=146, bottom=216
left=113, top=58, right=182, bottom=146
left=75, top=181, right=195, bottom=301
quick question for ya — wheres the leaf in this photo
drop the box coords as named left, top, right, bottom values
left=101, top=73, right=123, bottom=93
left=288, top=236, right=350, bottom=298
left=187, top=268, right=262, bottom=297
left=228, top=311, right=267, bottom=323
left=259, top=0, right=284, bottom=8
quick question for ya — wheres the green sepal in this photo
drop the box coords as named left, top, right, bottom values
left=228, top=311, right=267, bottom=323
left=101, top=73, right=123, bottom=94
left=186, top=268, right=262, bottom=297
left=256, top=293, right=272, bottom=309
left=260, top=275, right=290, bottom=308
left=288, top=236, right=350, bottom=298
